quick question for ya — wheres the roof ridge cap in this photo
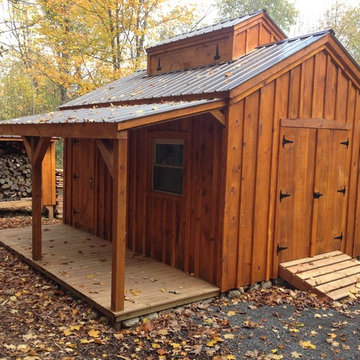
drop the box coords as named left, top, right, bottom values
left=147, top=10, right=263, bottom=50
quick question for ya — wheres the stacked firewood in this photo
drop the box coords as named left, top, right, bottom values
left=0, top=141, right=32, bottom=201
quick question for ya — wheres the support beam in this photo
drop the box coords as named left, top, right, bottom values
left=210, top=109, right=226, bottom=126
left=96, top=139, right=114, bottom=177
left=22, top=136, right=51, bottom=261
left=111, top=132, right=128, bottom=312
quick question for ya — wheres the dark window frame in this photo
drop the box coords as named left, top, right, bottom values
left=152, top=139, right=184, bottom=196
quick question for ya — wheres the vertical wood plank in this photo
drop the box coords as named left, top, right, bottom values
left=111, top=133, right=128, bottom=312
left=324, top=56, right=337, bottom=120
left=32, top=160, right=42, bottom=260
left=345, top=87, right=359, bottom=255
left=312, top=52, right=327, bottom=118
left=251, top=82, right=275, bottom=283
left=238, top=92, right=260, bottom=286
left=268, top=74, right=289, bottom=279
left=218, top=101, right=243, bottom=290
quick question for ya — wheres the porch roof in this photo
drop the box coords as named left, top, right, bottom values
left=0, top=99, right=225, bottom=139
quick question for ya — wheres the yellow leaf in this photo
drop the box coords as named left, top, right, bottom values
left=152, top=343, right=160, bottom=349
left=227, top=356, right=236, bottom=360
left=80, top=339, right=94, bottom=344
left=130, top=289, right=141, bottom=296
left=289, top=328, right=299, bottom=333
left=63, top=329, right=72, bottom=336
left=86, top=274, right=95, bottom=279
left=158, top=329, right=168, bottom=336
left=224, top=334, right=235, bottom=339
left=15, top=292, right=22, bottom=297
left=273, top=355, right=284, bottom=359
left=70, top=325, right=81, bottom=331
left=299, top=340, right=316, bottom=349
left=88, top=329, right=100, bottom=338
left=227, top=311, right=236, bottom=316
left=206, top=337, right=222, bottom=347
left=171, top=342, right=181, bottom=349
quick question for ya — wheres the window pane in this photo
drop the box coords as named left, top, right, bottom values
left=153, top=166, right=183, bottom=194
left=155, top=143, right=183, bottom=167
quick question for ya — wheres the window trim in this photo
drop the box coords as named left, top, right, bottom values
left=152, top=139, right=184, bottom=196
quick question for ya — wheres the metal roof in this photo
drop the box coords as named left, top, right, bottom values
left=62, top=31, right=329, bottom=110
left=1, top=99, right=218, bottom=125
left=147, top=11, right=262, bottom=49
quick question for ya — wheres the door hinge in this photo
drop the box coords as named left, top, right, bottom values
left=334, top=232, right=343, bottom=241
left=277, top=244, right=288, bottom=254
left=337, top=186, right=346, bottom=195
left=280, top=190, right=291, bottom=202
left=282, top=135, right=294, bottom=147
left=340, top=138, right=349, bottom=148
left=313, top=191, right=323, bottom=199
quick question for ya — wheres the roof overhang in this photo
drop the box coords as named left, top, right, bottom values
left=0, top=99, right=227, bottom=139
left=229, top=32, right=360, bottom=104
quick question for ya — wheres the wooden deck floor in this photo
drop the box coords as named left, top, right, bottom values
left=279, top=251, right=360, bottom=300
left=0, top=224, right=219, bottom=323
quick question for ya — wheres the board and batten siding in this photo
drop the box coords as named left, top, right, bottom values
left=220, top=49, right=360, bottom=291
left=63, top=113, right=224, bottom=286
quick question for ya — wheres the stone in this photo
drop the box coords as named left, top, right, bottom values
left=261, top=280, right=272, bottom=289
left=122, top=317, right=140, bottom=328
left=143, top=312, right=159, bottom=321
left=228, top=289, right=242, bottom=299
left=273, top=278, right=286, bottom=286
left=249, top=283, right=260, bottom=291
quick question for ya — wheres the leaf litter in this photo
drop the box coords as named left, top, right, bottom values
left=0, top=215, right=360, bottom=359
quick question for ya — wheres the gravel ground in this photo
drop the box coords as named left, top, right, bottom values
left=0, top=215, right=359, bottom=359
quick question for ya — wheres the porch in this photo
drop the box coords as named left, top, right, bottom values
left=0, top=224, right=219, bottom=324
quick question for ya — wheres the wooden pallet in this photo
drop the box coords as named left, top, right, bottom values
left=279, top=251, right=360, bottom=300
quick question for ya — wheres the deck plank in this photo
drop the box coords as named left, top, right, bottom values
left=280, top=251, right=360, bottom=300
left=0, top=224, right=219, bottom=323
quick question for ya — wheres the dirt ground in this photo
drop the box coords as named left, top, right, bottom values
left=0, top=216, right=359, bottom=360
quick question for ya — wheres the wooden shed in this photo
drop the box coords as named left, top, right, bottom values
left=0, top=10, right=360, bottom=323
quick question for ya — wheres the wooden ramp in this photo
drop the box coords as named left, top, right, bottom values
left=279, top=251, right=360, bottom=300
left=0, top=224, right=219, bottom=324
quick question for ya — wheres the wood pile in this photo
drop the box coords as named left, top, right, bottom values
left=55, top=168, right=63, bottom=218
left=0, top=141, right=32, bottom=201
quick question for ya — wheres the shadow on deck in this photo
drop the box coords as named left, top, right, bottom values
left=0, top=224, right=219, bottom=324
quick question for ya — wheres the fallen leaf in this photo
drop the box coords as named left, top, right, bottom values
left=299, top=340, right=316, bottom=350
left=88, top=329, right=100, bottom=338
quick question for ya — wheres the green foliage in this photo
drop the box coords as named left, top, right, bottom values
left=0, top=0, right=200, bottom=106
left=216, top=0, right=298, bottom=32
left=318, top=1, right=360, bottom=62
left=0, top=60, right=61, bottom=120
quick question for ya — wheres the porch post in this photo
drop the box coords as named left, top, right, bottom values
left=111, top=132, right=128, bottom=312
left=23, top=136, right=51, bottom=261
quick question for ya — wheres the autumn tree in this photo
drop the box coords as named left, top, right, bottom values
left=0, top=0, right=198, bottom=111
left=318, top=1, right=360, bottom=62
left=216, top=0, right=298, bottom=32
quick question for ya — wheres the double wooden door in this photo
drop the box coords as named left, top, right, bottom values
left=275, top=127, right=350, bottom=263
